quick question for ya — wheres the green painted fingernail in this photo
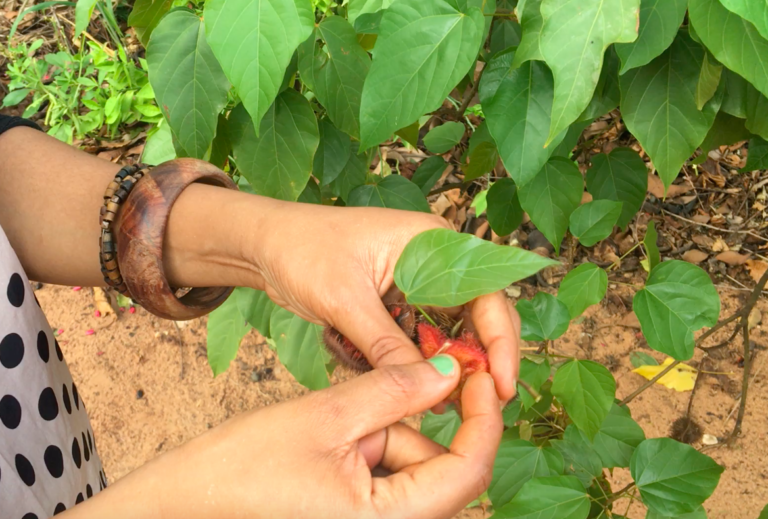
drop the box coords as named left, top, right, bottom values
left=428, top=355, right=456, bottom=376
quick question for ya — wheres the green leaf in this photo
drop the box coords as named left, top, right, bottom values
left=630, top=351, right=658, bottom=368
left=579, top=47, right=622, bottom=121
left=518, top=157, right=583, bottom=250
left=490, top=18, right=522, bottom=57
left=204, top=0, right=314, bottom=130
left=540, top=0, right=641, bottom=144
left=207, top=294, right=250, bottom=376
left=614, top=0, right=687, bottom=74
left=347, top=0, right=394, bottom=24
left=0, top=88, right=29, bottom=107
left=690, top=0, right=768, bottom=98
left=721, top=69, right=749, bottom=118
left=270, top=307, right=331, bottom=390
left=331, top=142, right=372, bottom=201
left=633, top=260, right=720, bottom=360
left=471, top=188, right=490, bottom=216
left=314, top=16, right=371, bottom=139
left=423, top=122, right=465, bottom=154
left=745, top=137, right=768, bottom=171
left=482, top=53, right=567, bottom=187
left=720, top=0, right=768, bottom=40
left=557, top=262, right=607, bottom=318
left=644, top=220, right=660, bottom=272
left=759, top=504, right=768, bottom=519
left=518, top=357, right=552, bottom=408
left=512, top=0, right=544, bottom=68
left=631, top=438, right=724, bottom=517
left=128, top=0, right=173, bottom=44
left=147, top=10, right=229, bottom=159
left=412, top=156, right=447, bottom=195
left=230, top=90, right=319, bottom=201
left=620, top=30, right=721, bottom=189
left=552, top=359, right=616, bottom=439
left=394, top=228, right=559, bottom=307
left=359, top=0, right=484, bottom=148
left=420, top=407, right=461, bottom=448
left=700, top=111, right=752, bottom=156
left=492, top=476, right=591, bottom=519
left=235, top=287, right=276, bottom=338
left=463, top=121, right=500, bottom=181
left=487, top=178, right=524, bottom=236
left=489, top=439, right=565, bottom=508
left=395, top=120, right=420, bottom=148
left=551, top=425, right=603, bottom=488
left=592, top=403, right=645, bottom=468
left=569, top=200, right=622, bottom=247
left=518, top=292, right=570, bottom=342
left=314, top=119, right=352, bottom=186
left=746, top=83, right=768, bottom=140
left=209, top=114, right=231, bottom=169
left=142, top=122, right=176, bottom=165
left=586, top=148, right=647, bottom=229
left=298, top=179, right=322, bottom=204
left=347, top=174, right=430, bottom=212
left=696, top=51, right=723, bottom=110
left=74, top=0, right=98, bottom=37
left=646, top=506, right=708, bottom=519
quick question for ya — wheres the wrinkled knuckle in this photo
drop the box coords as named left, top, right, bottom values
left=368, top=335, right=406, bottom=367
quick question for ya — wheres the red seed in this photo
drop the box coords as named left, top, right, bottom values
left=96, top=351, right=104, bottom=356
left=85, top=329, right=95, bottom=336
left=94, top=310, right=101, bottom=318
left=72, top=286, right=82, bottom=291
left=56, top=328, right=64, bottom=335
left=129, top=306, right=136, bottom=314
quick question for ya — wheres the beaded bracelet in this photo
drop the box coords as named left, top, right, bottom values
left=99, top=163, right=150, bottom=295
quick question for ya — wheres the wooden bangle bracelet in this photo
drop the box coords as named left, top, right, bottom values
left=115, top=158, right=238, bottom=320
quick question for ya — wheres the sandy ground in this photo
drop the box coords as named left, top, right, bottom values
left=38, top=280, right=768, bottom=519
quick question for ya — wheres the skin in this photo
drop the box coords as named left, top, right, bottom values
left=0, top=126, right=520, bottom=516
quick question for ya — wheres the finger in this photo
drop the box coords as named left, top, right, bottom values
left=373, top=372, right=503, bottom=519
left=470, top=292, right=521, bottom=402
left=334, top=293, right=424, bottom=368
left=314, top=356, right=461, bottom=441
left=358, top=423, right=447, bottom=471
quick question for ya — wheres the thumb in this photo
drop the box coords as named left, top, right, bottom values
left=321, top=356, right=461, bottom=441
left=332, top=296, right=424, bottom=368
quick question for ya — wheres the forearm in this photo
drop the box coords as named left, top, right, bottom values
left=0, top=127, right=270, bottom=289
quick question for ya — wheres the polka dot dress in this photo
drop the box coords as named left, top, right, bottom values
left=0, top=224, right=105, bottom=518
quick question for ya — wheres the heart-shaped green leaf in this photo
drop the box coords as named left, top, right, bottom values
left=347, top=174, right=430, bottom=212
left=518, top=292, right=570, bottom=342
left=270, top=307, right=331, bottom=390
left=551, top=425, right=603, bottom=488
left=412, top=156, right=448, bottom=195
left=592, top=403, right=646, bottom=468
left=492, top=476, right=591, bottom=519
left=720, top=0, right=768, bottom=40
left=347, top=0, right=394, bottom=24
left=230, top=90, right=319, bottom=201
left=631, top=438, right=724, bottom=517
left=490, top=17, right=522, bottom=57
left=511, top=0, right=544, bottom=68
left=489, top=439, right=565, bottom=508
left=586, top=148, right=647, bottom=229
left=615, top=0, right=687, bottom=74
left=359, top=0, right=484, bottom=148
left=394, top=228, right=558, bottom=307
left=313, top=16, right=371, bottom=139
left=518, top=157, right=584, bottom=250
left=204, top=0, right=314, bottom=130
left=745, top=137, right=768, bottom=171
left=620, top=30, right=721, bottom=189
left=540, top=0, right=641, bottom=144
left=569, top=200, right=622, bottom=247
left=128, top=0, right=173, bottom=44
left=487, top=178, right=524, bottom=236
left=207, top=293, right=250, bottom=376
left=482, top=51, right=567, bottom=187
left=463, top=121, right=500, bottom=181
left=690, top=0, right=768, bottom=99
left=423, top=122, right=466, bottom=154
left=646, top=506, right=708, bottom=519
left=314, top=119, right=352, bottom=187
left=235, top=287, right=276, bottom=338
left=142, top=122, right=176, bottom=166
left=633, top=260, right=720, bottom=360
left=552, top=359, right=616, bottom=439
left=420, top=407, right=461, bottom=448
left=557, top=262, right=608, bottom=318
left=147, top=10, right=230, bottom=159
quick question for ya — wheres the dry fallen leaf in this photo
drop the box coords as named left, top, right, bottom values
left=632, top=357, right=697, bottom=392
left=715, top=251, right=750, bottom=265
left=746, top=259, right=768, bottom=282
left=691, top=214, right=711, bottom=224
left=682, top=249, right=708, bottom=264
left=748, top=308, right=762, bottom=330
left=692, top=234, right=715, bottom=249
left=581, top=191, right=593, bottom=204
left=647, top=173, right=666, bottom=198
left=712, top=237, right=729, bottom=252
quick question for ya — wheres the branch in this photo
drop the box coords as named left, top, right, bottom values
left=456, top=28, right=492, bottom=118
left=619, top=359, right=680, bottom=407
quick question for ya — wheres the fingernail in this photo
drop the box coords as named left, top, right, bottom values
left=428, top=355, right=456, bottom=376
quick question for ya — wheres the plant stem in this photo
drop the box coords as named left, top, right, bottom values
left=414, top=305, right=438, bottom=327
left=517, top=379, right=542, bottom=402
left=619, top=359, right=680, bottom=406
left=605, top=482, right=636, bottom=506
left=605, top=242, right=640, bottom=271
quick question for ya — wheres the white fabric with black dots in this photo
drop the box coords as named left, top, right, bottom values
left=0, top=224, right=106, bottom=518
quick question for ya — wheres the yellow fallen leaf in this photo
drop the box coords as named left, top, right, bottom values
left=632, top=357, right=697, bottom=392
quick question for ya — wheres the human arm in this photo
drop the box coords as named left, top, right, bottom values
left=0, top=126, right=521, bottom=399
left=60, top=358, right=502, bottom=519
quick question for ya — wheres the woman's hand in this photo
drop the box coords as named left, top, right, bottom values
left=62, top=357, right=503, bottom=519
left=248, top=201, right=522, bottom=402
